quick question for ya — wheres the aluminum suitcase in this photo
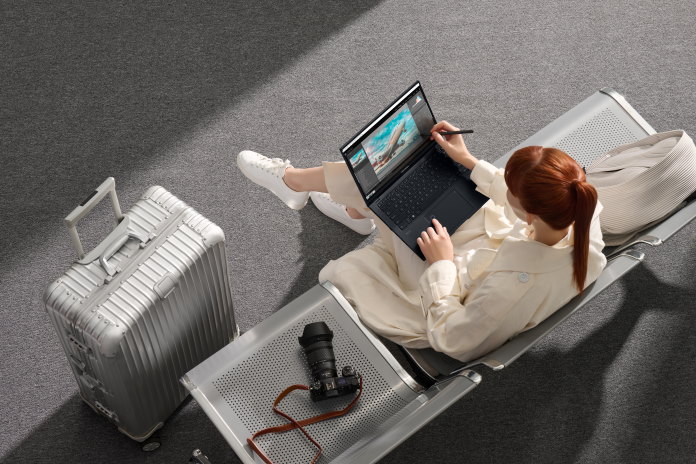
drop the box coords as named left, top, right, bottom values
left=43, top=177, right=238, bottom=442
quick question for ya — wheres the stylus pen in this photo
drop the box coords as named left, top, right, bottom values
left=437, top=129, right=474, bottom=135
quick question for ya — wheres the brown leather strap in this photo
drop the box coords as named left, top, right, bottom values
left=247, top=378, right=363, bottom=464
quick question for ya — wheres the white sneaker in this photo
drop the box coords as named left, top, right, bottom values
left=309, top=192, right=376, bottom=235
left=237, top=150, right=309, bottom=210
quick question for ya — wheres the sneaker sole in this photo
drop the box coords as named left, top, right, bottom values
left=310, top=193, right=375, bottom=235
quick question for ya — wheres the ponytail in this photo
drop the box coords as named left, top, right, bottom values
left=570, top=180, right=598, bottom=292
left=505, top=146, right=598, bottom=293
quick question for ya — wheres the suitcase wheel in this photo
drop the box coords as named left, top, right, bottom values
left=190, top=449, right=213, bottom=464
left=141, top=435, right=161, bottom=452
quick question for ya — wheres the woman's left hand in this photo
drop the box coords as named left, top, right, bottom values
left=417, top=218, right=454, bottom=265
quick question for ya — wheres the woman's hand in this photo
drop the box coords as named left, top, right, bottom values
left=431, top=121, right=478, bottom=170
left=417, top=219, right=454, bottom=265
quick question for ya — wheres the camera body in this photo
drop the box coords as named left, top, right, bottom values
left=308, top=365, right=361, bottom=401
left=298, top=322, right=361, bottom=401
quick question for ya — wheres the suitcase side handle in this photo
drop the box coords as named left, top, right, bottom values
left=90, top=218, right=150, bottom=276
left=64, top=177, right=124, bottom=260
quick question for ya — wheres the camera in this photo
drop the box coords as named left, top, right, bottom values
left=298, top=322, right=361, bottom=402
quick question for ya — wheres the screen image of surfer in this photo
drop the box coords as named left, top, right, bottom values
left=362, top=106, right=423, bottom=180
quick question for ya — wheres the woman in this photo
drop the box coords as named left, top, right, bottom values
left=237, top=121, right=607, bottom=362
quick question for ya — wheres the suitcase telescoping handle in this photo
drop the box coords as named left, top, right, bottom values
left=64, top=177, right=149, bottom=276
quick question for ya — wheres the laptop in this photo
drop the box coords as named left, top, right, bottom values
left=340, top=81, right=488, bottom=260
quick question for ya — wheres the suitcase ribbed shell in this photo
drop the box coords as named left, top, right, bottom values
left=44, top=186, right=237, bottom=441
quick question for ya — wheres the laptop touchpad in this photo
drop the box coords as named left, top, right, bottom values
left=427, top=190, right=473, bottom=232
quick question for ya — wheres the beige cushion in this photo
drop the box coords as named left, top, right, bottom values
left=586, top=130, right=696, bottom=246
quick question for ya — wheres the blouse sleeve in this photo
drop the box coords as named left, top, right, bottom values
left=470, top=160, right=509, bottom=207
left=418, top=261, right=534, bottom=360
left=469, top=160, right=521, bottom=226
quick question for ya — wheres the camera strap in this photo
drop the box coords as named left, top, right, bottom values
left=247, top=377, right=364, bottom=464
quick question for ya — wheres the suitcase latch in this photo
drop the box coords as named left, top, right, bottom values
left=68, top=334, right=92, bottom=354
left=94, top=401, right=118, bottom=422
left=69, top=354, right=86, bottom=372
left=79, top=372, right=102, bottom=391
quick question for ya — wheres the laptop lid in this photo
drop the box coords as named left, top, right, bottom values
left=340, top=81, right=436, bottom=205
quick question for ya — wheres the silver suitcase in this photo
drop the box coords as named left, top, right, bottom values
left=43, top=177, right=238, bottom=442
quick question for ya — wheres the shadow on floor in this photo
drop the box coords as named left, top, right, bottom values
left=0, top=392, right=242, bottom=463
left=1, top=0, right=382, bottom=270
left=277, top=202, right=372, bottom=309
left=383, top=254, right=696, bottom=463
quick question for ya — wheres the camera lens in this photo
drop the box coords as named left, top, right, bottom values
left=298, top=322, right=337, bottom=381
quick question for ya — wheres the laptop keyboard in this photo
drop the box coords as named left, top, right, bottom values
left=378, top=147, right=467, bottom=229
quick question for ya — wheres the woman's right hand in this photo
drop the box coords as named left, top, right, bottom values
left=430, top=121, right=478, bottom=170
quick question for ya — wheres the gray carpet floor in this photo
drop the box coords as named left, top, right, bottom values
left=2, top=1, right=695, bottom=463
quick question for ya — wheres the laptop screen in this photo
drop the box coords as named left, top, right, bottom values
left=340, top=82, right=436, bottom=201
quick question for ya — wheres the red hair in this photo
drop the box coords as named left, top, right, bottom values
left=504, top=146, right=598, bottom=292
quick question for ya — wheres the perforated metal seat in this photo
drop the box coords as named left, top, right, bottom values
left=182, top=282, right=480, bottom=463
left=184, top=88, right=696, bottom=463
